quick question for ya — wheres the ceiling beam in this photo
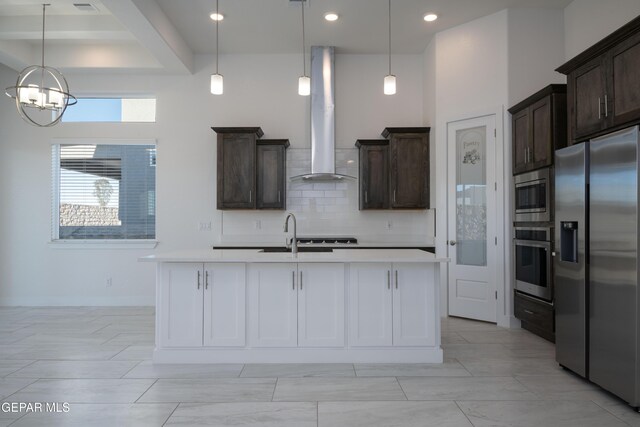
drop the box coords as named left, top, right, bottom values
left=0, top=15, right=131, bottom=40
left=0, top=40, right=32, bottom=70
left=101, top=0, right=193, bottom=74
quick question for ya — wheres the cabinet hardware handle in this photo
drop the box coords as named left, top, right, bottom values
left=205, top=271, right=209, bottom=290
left=365, top=191, right=368, bottom=204
left=598, top=97, right=602, bottom=119
left=395, top=270, right=398, bottom=289
left=300, top=271, right=303, bottom=290
left=526, top=148, right=528, bottom=164
left=197, top=271, right=201, bottom=290
left=292, top=270, right=295, bottom=290
left=249, top=190, right=252, bottom=203
left=524, top=309, right=535, bottom=315
left=278, top=191, right=281, bottom=203
left=604, top=94, right=608, bottom=117
left=387, top=270, right=391, bottom=289
left=393, top=190, right=396, bottom=204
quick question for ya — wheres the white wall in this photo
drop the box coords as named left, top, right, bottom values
left=564, top=0, right=640, bottom=60
left=0, top=53, right=429, bottom=306
left=508, top=8, right=566, bottom=106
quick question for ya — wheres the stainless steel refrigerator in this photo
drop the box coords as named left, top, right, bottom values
left=555, top=125, right=640, bottom=408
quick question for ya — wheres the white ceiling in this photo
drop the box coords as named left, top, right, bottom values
left=0, top=0, right=573, bottom=74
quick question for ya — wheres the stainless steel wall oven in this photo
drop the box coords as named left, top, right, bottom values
left=514, top=226, right=553, bottom=301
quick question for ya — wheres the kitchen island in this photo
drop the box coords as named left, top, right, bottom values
left=141, top=249, right=447, bottom=364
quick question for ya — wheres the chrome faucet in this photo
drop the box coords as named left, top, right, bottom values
left=284, top=212, right=298, bottom=255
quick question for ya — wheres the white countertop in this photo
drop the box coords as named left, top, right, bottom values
left=140, top=249, right=448, bottom=263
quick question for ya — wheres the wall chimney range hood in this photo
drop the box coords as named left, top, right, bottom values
left=291, top=46, right=355, bottom=181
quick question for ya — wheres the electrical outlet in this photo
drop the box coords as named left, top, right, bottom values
left=387, top=221, right=393, bottom=230
left=254, top=220, right=261, bottom=230
left=106, top=277, right=113, bottom=287
left=198, top=222, right=212, bottom=231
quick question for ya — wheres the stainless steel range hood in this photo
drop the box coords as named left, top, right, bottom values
left=291, top=46, right=355, bottom=181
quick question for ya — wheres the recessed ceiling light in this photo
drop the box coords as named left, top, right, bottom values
left=423, top=13, right=438, bottom=22
left=324, top=13, right=339, bottom=22
left=210, top=13, right=224, bottom=21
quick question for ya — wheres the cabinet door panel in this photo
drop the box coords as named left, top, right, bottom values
left=248, top=263, right=297, bottom=347
left=256, top=145, right=285, bottom=209
left=217, top=134, right=256, bottom=209
left=573, top=59, right=606, bottom=140
left=203, top=264, right=246, bottom=347
left=349, top=263, right=393, bottom=347
left=360, top=145, right=389, bottom=209
left=530, top=97, right=552, bottom=169
left=512, top=109, right=530, bottom=174
left=610, top=33, right=640, bottom=126
left=392, top=264, right=436, bottom=347
left=390, top=135, right=429, bottom=209
left=298, top=264, right=345, bottom=347
left=159, top=263, right=203, bottom=348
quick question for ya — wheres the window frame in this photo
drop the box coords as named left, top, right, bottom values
left=50, top=138, right=158, bottom=248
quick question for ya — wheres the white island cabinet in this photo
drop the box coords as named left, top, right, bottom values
left=248, top=263, right=345, bottom=348
left=143, top=249, right=447, bottom=364
left=159, top=263, right=245, bottom=348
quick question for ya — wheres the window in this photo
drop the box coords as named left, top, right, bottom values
left=61, top=98, right=156, bottom=123
left=52, top=140, right=156, bottom=241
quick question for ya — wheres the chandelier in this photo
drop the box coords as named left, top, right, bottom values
left=5, top=4, right=77, bottom=127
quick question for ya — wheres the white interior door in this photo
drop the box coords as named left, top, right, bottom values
left=447, top=116, right=497, bottom=322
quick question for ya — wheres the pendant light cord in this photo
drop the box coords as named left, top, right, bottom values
left=41, top=4, right=47, bottom=69
left=388, top=0, right=391, bottom=75
left=301, top=0, right=306, bottom=77
left=215, top=0, right=219, bottom=74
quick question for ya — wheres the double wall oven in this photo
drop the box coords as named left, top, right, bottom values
left=513, top=168, right=554, bottom=301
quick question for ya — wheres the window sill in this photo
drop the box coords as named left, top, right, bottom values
left=48, top=240, right=158, bottom=250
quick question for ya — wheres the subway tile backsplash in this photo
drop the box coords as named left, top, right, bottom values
left=219, top=148, right=434, bottom=245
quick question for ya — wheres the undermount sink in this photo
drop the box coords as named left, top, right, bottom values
left=259, top=247, right=334, bottom=253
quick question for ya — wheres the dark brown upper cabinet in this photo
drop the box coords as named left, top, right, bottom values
left=256, top=139, right=289, bottom=210
left=557, top=16, right=640, bottom=144
left=508, top=85, right=567, bottom=175
left=356, top=140, right=389, bottom=210
left=382, top=128, right=430, bottom=209
left=213, top=127, right=263, bottom=210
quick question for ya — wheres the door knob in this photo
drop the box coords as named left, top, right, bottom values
left=448, top=240, right=457, bottom=246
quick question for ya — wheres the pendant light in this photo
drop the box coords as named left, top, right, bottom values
left=298, top=0, right=310, bottom=96
left=210, top=0, right=224, bottom=95
left=5, top=4, right=77, bottom=127
left=384, top=0, right=396, bottom=95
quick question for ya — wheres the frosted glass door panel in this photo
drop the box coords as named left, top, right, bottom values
left=456, top=126, right=487, bottom=267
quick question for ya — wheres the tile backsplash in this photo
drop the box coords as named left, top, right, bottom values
left=218, top=148, right=434, bottom=245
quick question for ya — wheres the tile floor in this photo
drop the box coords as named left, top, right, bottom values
left=0, top=307, right=637, bottom=426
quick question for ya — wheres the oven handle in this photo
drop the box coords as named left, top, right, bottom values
left=513, top=239, right=551, bottom=250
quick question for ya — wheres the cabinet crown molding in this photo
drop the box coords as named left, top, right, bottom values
left=212, top=127, right=264, bottom=138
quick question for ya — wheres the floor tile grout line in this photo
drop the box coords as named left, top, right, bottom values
left=134, top=378, right=159, bottom=404
left=454, top=400, right=476, bottom=426
left=161, top=402, right=181, bottom=427
left=271, top=377, right=278, bottom=402
left=109, top=345, right=133, bottom=361
left=316, top=400, right=319, bottom=427
left=120, top=359, right=145, bottom=379
left=590, top=398, right=635, bottom=426
left=394, top=376, right=410, bottom=401
left=1, top=377, right=41, bottom=402
left=238, top=364, right=246, bottom=378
